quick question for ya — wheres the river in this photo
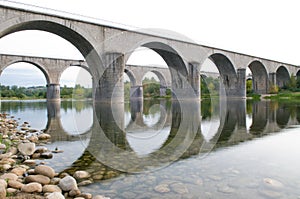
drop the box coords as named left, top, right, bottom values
left=1, top=98, right=300, bottom=198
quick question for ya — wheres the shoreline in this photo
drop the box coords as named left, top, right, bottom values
left=0, top=112, right=109, bottom=199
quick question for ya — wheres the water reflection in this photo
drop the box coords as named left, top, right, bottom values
left=1, top=99, right=300, bottom=198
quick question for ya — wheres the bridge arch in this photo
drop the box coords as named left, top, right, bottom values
left=125, top=41, right=190, bottom=99
left=0, top=16, right=103, bottom=100
left=296, top=70, right=300, bottom=79
left=248, top=60, right=269, bottom=94
left=0, top=60, right=50, bottom=84
left=124, top=69, right=137, bottom=86
left=276, top=66, right=290, bottom=88
left=205, top=53, right=239, bottom=97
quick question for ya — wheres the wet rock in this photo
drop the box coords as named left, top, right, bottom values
left=11, top=167, right=26, bottom=176
left=25, top=175, right=51, bottom=185
left=59, top=176, right=78, bottom=191
left=43, top=184, right=62, bottom=193
left=31, top=153, right=41, bottom=159
left=46, top=192, right=65, bottom=199
left=0, top=173, right=18, bottom=181
left=23, top=159, right=36, bottom=165
left=263, top=178, right=284, bottom=189
left=69, top=188, right=81, bottom=197
left=35, top=165, right=56, bottom=178
left=29, top=135, right=39, bottom=143
left=218, top=185, right=235, bottom=194
left=38, top=133, right=51, bottom=140
left=93, top=195, right=111, bottom=199
left=50, top=177, right=61, bottom=185
left=18, top=142, right=36, bottom=156
left=74, top=171, right=91, bottom=180
left=21, top=182, right=42, bottom=193
left=0, top=184, right=6, bottom=199
left=78, top=180, right=93, bottom=186
left=170, top=182, right=189, bottom=194
left=259, top=189, right=282, bottom=198
left=8, top=180, right=24, bottom=189
left=35, top=147, right=48, bottom=153
left=154, top=184, right=170, bottom=193
left=79, top=193, right=92, bottom=199
left=40, top=152, right=53, bottom=159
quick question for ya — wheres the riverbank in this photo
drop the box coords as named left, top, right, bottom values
left=0, top=113, right=109, bottom=199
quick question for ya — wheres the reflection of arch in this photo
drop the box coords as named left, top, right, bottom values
left=248, top=61, right=269, bottom=94
left=207, top=53, right=238, bottom=97
left=45, top=101, right=93, bottom=141
left=249, top=101, right=268, bottom=134
left=276, top=66, right=290, bottom=88
left=125, top=100, right=170, bottom=132
left=276, top=103, right=291, bottom=128
left=1, top=60, right=50, bottom=84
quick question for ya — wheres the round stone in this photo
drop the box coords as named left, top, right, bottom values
left=59, top=176, right=78, bottom=191
left=35, top=165, right=56, bottom=178
left=21, top=182, right=42, bottom=193
left=18, top=142, right=36, bottom=156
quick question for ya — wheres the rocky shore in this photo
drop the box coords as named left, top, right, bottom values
left=0, top=113, right=109, bottom=199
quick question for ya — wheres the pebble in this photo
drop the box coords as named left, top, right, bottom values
left=59, top=176, right=78, bottom=191
left=0, top=173, right=18, bottom=181
left=38, top=133, right=51, bottom=140
left=18, top=142, right=36, bottom=156
left=35, top=165, right=56, bottom=178
left=78, top=180, right=93, bottom=186
left=46, top=192, right=65, bottom=199
left=218, top=185, right=235, bottom=194
left=0, top=179, right=7, bottom=188
left=8, top=180, right=24, bottom=189
left=25, top=175, right=51, bottom=185
left=93, top=195, right=111, bottom=199
left=263, top=178, right=284, bottom=189
left=43, top=184, right=62, bottom=193
left=21, top=182, right=42, bottom=193
left=154, top=184, right=170, bottom=193
left=74, top=171, right=91, bottom=180
left=11, top=167, right=26, bottom=176
left=0, top=184, right=6, bottom=198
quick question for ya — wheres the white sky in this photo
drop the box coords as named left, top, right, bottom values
left=0, top=0, right=300, bottom=86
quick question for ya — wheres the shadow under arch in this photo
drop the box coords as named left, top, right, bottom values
left=276, top=66, right=290, bottom=88
left=207, top=53, right=238, bottom=97
left=0, top=60, right=50, bottom=84
left=248, top=60, right=269, bottom=94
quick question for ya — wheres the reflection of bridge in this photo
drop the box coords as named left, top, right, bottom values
left=1, top=3, right=300, bottom=103
left=48, top=99, right=300, bottom=179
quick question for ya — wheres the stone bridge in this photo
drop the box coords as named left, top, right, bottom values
left=0, top=2, right=300, bottom=102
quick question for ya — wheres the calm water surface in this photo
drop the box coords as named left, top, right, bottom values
left=1, top=99, right=300, bottom=199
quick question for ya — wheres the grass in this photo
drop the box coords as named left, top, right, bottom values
left=263, top=91, right=300, bottom=101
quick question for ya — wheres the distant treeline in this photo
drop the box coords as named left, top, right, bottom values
left=0, top=84, right=92, bottom=99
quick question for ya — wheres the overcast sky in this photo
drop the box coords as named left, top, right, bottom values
left=0, top=0, right=300, bottom=87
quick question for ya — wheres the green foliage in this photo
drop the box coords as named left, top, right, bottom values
left=201, top=76, right=219, bottom=98
left=269, top=83, right=279, bottom=94
left=246, top=79, right=253, bottom=94
left=0, top=84, right=92, bottom=99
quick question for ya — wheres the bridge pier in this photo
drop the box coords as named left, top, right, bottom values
left=46, top=84, right=60, bottom=102
left=220, top=68, right=246, bottom=98
left=188, top=62, right=200, bottom=99
left=130, top=85, right=143, bottom=100
left=95, top=53, right=125, bottom=103
left=268, top=72, right=277, bottom=93
left=160, top=86, right=167, bottom=96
